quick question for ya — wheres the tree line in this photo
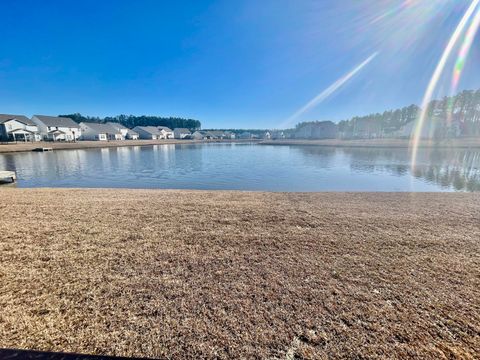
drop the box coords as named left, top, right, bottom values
left=298, top=89, right=480, bottom=138
left=59, top=113, right=201, bottom=131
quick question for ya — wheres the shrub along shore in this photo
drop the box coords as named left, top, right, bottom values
left=0, top=189, right=479, bottom=359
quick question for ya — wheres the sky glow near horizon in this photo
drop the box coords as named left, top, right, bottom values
left=0, top=0, right=479, bottom=129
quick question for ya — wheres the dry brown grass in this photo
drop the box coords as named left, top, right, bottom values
left=0, top=189, right=479, bottom=359
left=261, top=137, right=480, bottom=149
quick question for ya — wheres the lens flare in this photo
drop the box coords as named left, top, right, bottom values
left=281, top=52, right=378, bottom=128
left=369, top=0, right=415, bottom=25
left=451, top=6, right=480, bottom=96
left=410, top=0, right=480, bottom=169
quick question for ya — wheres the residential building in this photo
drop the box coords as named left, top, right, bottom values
left=157, top=126, right=174, bottom=139
left=126, top=129, right=139, bottom=140
left=32, top=115, right=81, bottom=141
left=223, top=131, right=235, bottom=139
left=238, top=132, right=253, bottom=139
left=133, top=126, right=163, bottom=140
left=79, top=122, right=123, bottom=141
left=271, top=131, right=285, bottom=140
left=295, top=121, right=337, bottom=139
left=207, top=130, right=228, bottom=139
left=106, top=122, right=130, bottom=139
left=0, top=114, right=41, bottom=142
left=173, top=128, right=191, bottom=139
left=192, top=131, right=206, bottom=140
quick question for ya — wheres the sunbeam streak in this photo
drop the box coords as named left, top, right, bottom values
left=451, top=6, right=480, bottom=95
left=411, top=0, right=480, bottom=169
left=282, top=52, right=378, bottom=128
left=369, top=0, right=414, bottom=25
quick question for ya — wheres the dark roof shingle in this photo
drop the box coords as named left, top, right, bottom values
left=0, top=114, right=36, bottom=126
left=33, top=115, right=80, bottom=128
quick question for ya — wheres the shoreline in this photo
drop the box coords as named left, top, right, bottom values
left=260, top=137, right=480, bottom=148
left=0, top=139, right=260, bottom=154
left=1, top=188, right=478, bottom=358
left=2, top=137, right=480, bottom=154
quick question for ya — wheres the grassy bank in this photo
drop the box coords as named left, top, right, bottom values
left=0, top=139, right=258, bottom=154
left=0, top=189, right=479, bottom=358
left=261, top=137, right=480, bottom=148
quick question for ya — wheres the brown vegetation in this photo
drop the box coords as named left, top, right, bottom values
left=0, top=189, right=479, bottom=359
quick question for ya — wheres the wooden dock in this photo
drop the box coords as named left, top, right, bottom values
left=0, top=171, right=16, bottom=184
left=33, top=147, right=53, bottom=152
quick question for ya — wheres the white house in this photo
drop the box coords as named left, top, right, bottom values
left=32, top=115, right=81, bottom=141
left=133, top=126, right=163, bottom=139
left=173, top=128, right=191, bottom=139
left=0, top=114, right=41, bottom=142
left=238, top=131, right=253, bottom=139
left=79, top=122, right=123, bottom=141
left=192, top=131, right=205, bottom=140
left=192, top=130, right=216, bottom=140
left=106, top=122, right=129, bottom=140
left=158, top=126, right=174, bottom=139
left=126, top=129, right=139, bottom=140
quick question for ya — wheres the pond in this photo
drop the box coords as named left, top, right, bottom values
left=1, top=143, right=479, bottom=191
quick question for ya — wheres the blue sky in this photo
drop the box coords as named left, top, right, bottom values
left=1, top=0, right=479, bottom=128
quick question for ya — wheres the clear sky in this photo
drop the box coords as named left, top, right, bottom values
left=1, top=0, right=479, bottom=129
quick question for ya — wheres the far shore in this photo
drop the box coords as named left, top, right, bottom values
left=260, top=137, right=480, bottom=148
left=0, top=139, right=260, bottom=154
left=2, top=137, right=480, bottom=155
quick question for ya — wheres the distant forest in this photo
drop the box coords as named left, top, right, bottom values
left=60, top=113, right=201, bottom=131
left=335, top=89, right=480, bottom=137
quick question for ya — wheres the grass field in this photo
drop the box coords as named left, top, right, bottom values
left=0, top=189, right=479, bottom=359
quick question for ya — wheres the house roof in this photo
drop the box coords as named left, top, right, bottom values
left=157, top=126, right=173, bottom=132
left=0, top=114, right=36, bottom=126
left=133, top=126, right=163, bottom=135
left=10, top=128, right=36, bottom=134
left=174, top=128, right=191, bottom=133
left=48, top=129, right=66, bottom=134
left=106, top=122, right=128, bottom=130
left=34, top=115, right=80, bottom=128
left=126, top=129, right=139, bottom=136
left=81, top=122, right=121, bottom=134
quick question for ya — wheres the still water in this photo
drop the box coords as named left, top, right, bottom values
left=1, top=143, right=479, bottom=191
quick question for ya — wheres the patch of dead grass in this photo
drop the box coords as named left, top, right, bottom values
left=0, top=189, right=479, bottom=359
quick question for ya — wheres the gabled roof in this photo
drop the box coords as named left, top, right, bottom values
left=0, top=114, right=36, bottom=126
left=81, top=122, right=121, bottom=134
left=133, top=126, right=163, bottom=135
left=207, top=130, right=225, bottom=136
left=33, top=115, right=80, bottom=128
left=106, top=122, right=128, bottom=130
left=10, top=128, right=36, bottom=134
left=48, top=129, right=66, bottom=134
left=174, top=128, right=191, bottom=133
left=126, top=129, right=139, bottom=135
left=157, top=126, right=173, bottom=132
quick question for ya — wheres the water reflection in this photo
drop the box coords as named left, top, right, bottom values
left=0, top=144, right=478, bottom=191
